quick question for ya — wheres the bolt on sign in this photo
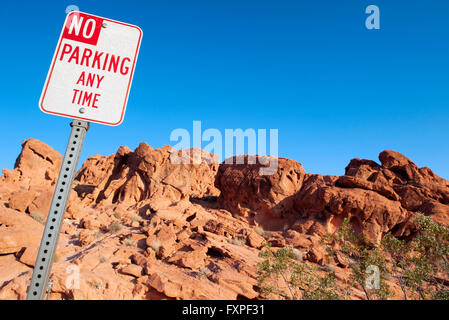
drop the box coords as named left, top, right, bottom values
left=40, top=11, right=142, bottom=125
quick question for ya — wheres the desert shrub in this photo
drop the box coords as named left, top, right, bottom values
left=130, top=215, right=143, bottom=226
left=322, top=218, right=392, bottom=300
left=108, top=221, right=123, bottom=233
left=123, top=238, right=137, bottom=247
left=53, top=253, right=61, bottom=263
left=230, top=237, right=246, bottom=246
left=93, top=231, right=102, bottom=239
left=257, top=243, right=348, bottom=300
left=382, top=213, right=449, bottom=300
left=86, top=279, right=103, bottom=289
left=291, top=248, right=304, bottom=262
left=198, top=267, right=212, bottom=279
left=31, top=213, right=45, bottom=224
left=258, top=214, right=449, bottom=300
left=254, top=226, right=267, bottom=237
left=130, top=215, right=142, bottom=222
left=150, top=240, right=161, bottom=257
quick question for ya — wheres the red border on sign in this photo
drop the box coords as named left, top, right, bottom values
left=39, top=11, right=143, bottom=126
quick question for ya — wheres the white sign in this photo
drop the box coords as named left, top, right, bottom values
left=39, top=11, right=142, bottom=126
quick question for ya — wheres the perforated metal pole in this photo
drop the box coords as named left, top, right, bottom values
left=27, top=120, right=89, bottom=300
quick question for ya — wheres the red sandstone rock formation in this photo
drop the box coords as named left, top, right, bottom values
left=0, top=139, right=447, bottom=300
left=73, top=143, right=219, bottom=209
left=215, top=151, right=449, bottom=243
left=0, top=139, right=62, bottom=218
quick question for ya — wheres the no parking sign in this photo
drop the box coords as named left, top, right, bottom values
left=40, top=11, right=142, bottom=125
left=28, top=11, right=142, bottom=300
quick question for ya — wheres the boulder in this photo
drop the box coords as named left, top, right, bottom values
left=19, top=246, right=39, bottom=267
left=1, top=138, right=61, bottom=188
left=215, top=155, right=306, bottom=217
left=121, top=264, right=143, bottom=278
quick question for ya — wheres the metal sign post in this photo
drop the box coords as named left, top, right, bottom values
left=27, top=120, right=88, bottom=299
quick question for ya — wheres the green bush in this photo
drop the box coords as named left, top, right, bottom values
left=322, top=218, right=392, bottom=300
left=257, top=213, right=449, bottom=300
left=382, top=213, right=449, bottom=300
left=257, top=243, right=349, bottom=300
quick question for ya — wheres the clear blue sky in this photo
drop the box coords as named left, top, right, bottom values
left=1, top=0, right=449, bottom=178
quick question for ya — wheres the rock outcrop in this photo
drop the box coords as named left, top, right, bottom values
left=0, top=139, right=62, bottom=218
left=0, top=140, right=448, bottom=300
left=215, top=150, right=449, bottom=243
left=73, top=144, right=219, bottom=210
left=215, top=155, right=305, bottom=223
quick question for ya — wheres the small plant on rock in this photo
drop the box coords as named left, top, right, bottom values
left=322, top=218, right=392, bottom=300
left=53, top=253, right=61, bottom=263
left=124, top=238, right=137, bottom=247
left=108, top=221, right=123, bottom=233
left=31, top=213, right=45, bottom=224
left=150, top=240, right=161, bottom=257
left=93, top=231, right=102, bottom=239
left=254, top=225, right=267, bottom=237
left=198, top=267, right=212, bottom=279
left=257, top=243, right=347, bottom=300
left=382, top=213, right=449, bottom=300
left=130, top=215, right=142, bottom=222
left=231, top=237, right=246, bottom=246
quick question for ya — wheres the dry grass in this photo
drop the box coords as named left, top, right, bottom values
left=30, top=213, right=45, bottom=224
left=124, top=238, right=137, bottom=247
left=53, top=253, right=61, bottom=263
left=292, top=248, right=304, bottom=262
left=130, top=215, right=142, bottom=222
left=230, top=237, right=246, bottom=246
left=108, top=221, right=123, bottom=233
left=93, top=231, right=102, bottom=239
left=254, top=225, right=266, bottom=237
left=198, top=267, right=212, bottom=279
left=150, top=240, right=161, bottom=256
